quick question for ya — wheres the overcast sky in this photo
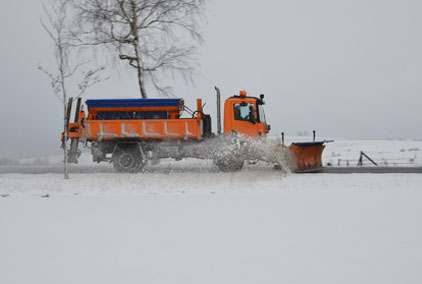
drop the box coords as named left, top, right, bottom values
left=1, top=0, right=421, bottom=158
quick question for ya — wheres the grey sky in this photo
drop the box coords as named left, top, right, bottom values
left=1, top=0, right=421, bottom=158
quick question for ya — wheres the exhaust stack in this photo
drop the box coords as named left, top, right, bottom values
left=215, top=86, right=221, bottom=135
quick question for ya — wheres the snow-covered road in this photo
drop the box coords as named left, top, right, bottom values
left=1, top=170, right=422, bottom=284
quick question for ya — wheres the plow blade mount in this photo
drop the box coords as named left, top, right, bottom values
left=289, top=141, right=326, bottom=172
left=67, top=98, right=82, bottom=164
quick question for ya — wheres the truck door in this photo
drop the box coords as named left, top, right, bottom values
left=230, top=102, right=261, bottom=137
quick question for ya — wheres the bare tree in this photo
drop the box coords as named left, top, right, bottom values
left=39, top=0, right=107, bottom=179
left=72, top=0, right=207, bottom=98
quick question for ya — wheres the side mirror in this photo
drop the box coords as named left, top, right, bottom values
left=259, top=94, right=265, bottom=105
left=267, top=124, right=271, bottom=130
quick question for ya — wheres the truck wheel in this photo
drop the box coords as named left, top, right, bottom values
left=113, top=149, right=145, bottom=173
left=215, top=156, right=244, bottom=172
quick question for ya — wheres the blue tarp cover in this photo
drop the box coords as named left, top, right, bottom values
left=86, top=98, right=182, bottom=109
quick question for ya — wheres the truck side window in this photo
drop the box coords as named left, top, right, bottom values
left=257, top=104, right=267, bottom=125
left=233, top=103, right=255, bottom=122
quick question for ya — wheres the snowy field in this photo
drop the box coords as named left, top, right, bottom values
left=1, top=138, right=422, bottom=283
left=323, top=138, right=422, bottom=167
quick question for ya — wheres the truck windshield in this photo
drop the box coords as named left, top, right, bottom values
left=233, top=103, right=255, bottom=122
left=257, top=104, right=267, bottom=125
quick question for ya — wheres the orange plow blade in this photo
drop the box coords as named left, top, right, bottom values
left=288, top=142, right=327, bottom=172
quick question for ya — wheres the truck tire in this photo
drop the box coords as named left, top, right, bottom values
left=215, top=155, right=244, bottom=172
left=112, top=149, right=145, bottom=173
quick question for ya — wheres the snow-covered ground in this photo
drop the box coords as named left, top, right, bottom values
left=1, top=138, right=422, bottom=284
left=322, top=138, right=422, bottom=167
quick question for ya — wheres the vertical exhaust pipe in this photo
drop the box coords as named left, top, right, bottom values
left=215, top=86, right=222, bottom=135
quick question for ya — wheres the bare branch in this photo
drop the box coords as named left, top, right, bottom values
left=76, top=66, right=110, bottom=98
left=71, top=0, right=208, bottom=98
left=38, top=63, right=65, bottom=103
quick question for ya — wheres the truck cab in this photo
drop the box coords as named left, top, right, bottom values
left=223, top=91, right=270, bottom=137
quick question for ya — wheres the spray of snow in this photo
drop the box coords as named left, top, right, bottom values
left=236, top=135, right=294, bottom=173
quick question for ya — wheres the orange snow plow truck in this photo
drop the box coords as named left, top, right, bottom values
left=63, top=87, right=330, bottom=173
